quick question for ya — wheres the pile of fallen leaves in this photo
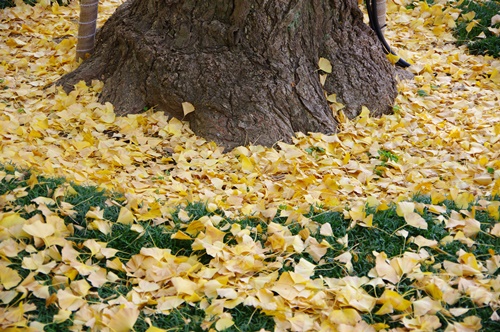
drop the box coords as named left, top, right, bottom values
left=1, top=0, right=499, bottom=331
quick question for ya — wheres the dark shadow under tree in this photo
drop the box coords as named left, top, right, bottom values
left=57, top=0, right=398, bottom=149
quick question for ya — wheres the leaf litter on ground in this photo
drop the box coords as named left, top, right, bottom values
left=0, top=0, right=500, bottom=331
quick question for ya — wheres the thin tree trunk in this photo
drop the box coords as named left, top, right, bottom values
left=376, top=0, right=386, bottom=32
left=76, top=0, right=99, bottom=61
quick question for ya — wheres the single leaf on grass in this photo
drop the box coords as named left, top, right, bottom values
left=320, top=222, right=333, bottom=236
left=490, top=223, right=500, bottom=237
left=488, top=27, right=500, bottom=36
left=90, top=219, right=111, bottom=235
left=131, top=224, right=145, bottom=233
left=397, top=202, right=427, bottom=229
left=146, top=327, right=168, bottom=332
left=215, top=313, right=234, bottom=331
left=492, top=14, right=500, bottom=26
left=305, top=238, right=329, bottom=262
left=466, top=21, right=477, bottom=33
left=86, top=207, right=104, bottom=220
left=413, top=235, right=438, bottom=248
left=449, top=308, right=469, bottom=317
left=334, top=251, right=353, bottom=273
left=294, top=258, right=316, bottom=279
left=462, top=11, right=476, bottom=21
left=171, top=230, right=192, bottom=240
left=117, top=206, right=135, bottom=224
left=32, top=196, right=56, bottom=206
left=405, top=212, right=428, bottom=229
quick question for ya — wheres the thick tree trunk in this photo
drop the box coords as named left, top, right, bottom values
left=58, top=0, right=397, bottom=149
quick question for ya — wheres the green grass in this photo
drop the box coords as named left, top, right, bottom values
left=2, top=164, right=500, bottom=331
left=454, top=0, right=500, bottom=58
left=306, top=197, right=500, bottom=330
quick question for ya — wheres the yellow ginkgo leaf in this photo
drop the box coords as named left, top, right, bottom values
left=490, top=223, right=500, bottom=237
left=396, top=202, right=414, bottom=217
left=215, top=314, right=235, bottom=331
left=294, top=258, right=316, bottom=279
left=0, top=266, right=22, bottom=290
left=57, top=289, right=86, bottom=311
left=386, top=53, right=401, bottom=65
left=182, top=102, right=195, bottom=116
left=329, top=308, right=362, bottom=325
left=320, top=223, right=333, bottom=236
left=146, top=327, right=168, bottom=332
left=379, top=289, right=411, bottom=311
left=171, top=277, right=198, bottom=296
left=462, top=11, right=476, bottom=21
left=466, top=21, right=477, bottom=33
left=22, top=220, right=55, bottom=239
left=106, top=305, right=140, bottom=332
left=117, top=206, right=135, bottom=224
left=239, top=154, right=254, bottom=173
left=171, top=230, right=192, bottom=240
left=405, top=212, right=428, bottom=230
left=318, top=57, right=332, bottom=73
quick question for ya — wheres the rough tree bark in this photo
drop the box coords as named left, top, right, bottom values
left=58, top=0, right=398, bottom=149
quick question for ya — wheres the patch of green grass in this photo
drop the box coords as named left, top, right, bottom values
left=133, top=305, right=206, bottom=332
left=374, top=149, right=399, bottom=177
left=225, top=304, right=276, bottom=332
left=96, top=283, right=131, bottom=301
left=454, top=0, right=500, bottom=58
left=30, top=296, right=74, bottom=332
left=309, top=196, right=500, bottom=278
left=2, top=165, right=500, bottom=331
left=62, top=183, right=122, bottom=227
left=454, top=298, right=500, bottom=331
left=0, top=165, right=32, bottom=195
left=137, top=304, right=275, bottom=332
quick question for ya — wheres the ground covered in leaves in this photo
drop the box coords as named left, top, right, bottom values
left=0, top=0, right=499, bottom=331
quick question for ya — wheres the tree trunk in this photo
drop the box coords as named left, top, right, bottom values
left=58, top=0, right=397, bottom=149
left=75, top=0, right=99, bottom=61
